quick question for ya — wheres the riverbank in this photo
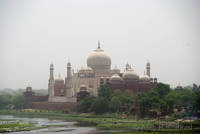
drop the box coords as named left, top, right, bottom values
left=0, top=116, right=50, bottom=133
left=0, top=110, right=199, bottom=133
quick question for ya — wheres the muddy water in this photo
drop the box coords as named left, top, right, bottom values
left=0, top=115, right=97, bottom=134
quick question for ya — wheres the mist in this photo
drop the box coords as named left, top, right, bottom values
left=0, top=0, right=200, bottom=89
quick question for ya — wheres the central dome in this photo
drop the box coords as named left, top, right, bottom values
left=87, top=42, right=111, bottom=72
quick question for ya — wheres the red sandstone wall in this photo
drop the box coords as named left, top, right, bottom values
left=108, top=82, right=156, bottom=93
left=30, top=102, right=76, bottom=111
left=139, top=83, right=156, bottom=92
left=54, top=84, right=66, bottom=96
left=25, top=95, right=48, bottom=102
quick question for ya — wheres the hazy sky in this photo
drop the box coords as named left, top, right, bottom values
left=0, top=0, right=200, bottom=89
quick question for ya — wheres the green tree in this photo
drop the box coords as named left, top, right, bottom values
left=77, top=97, right=95, bottom=113
left=109, top=96, right=121, bottom=112
left=192, top=84, right=200, bottom=112
left=192, top=83, right=200, bottom=92
left=11, top=95, right=26, bottom=109
left=193, top=92, right=200, bottom=111
left=0, top=95, right=11, bottom=109
left=109, top=90, right=133, bottom=113
left=98, top=84, right=111, bottom=100
left=153, top=83, right=171, bottom=99
left=135, top=83, right=173, bottom=116
left=164, top=90, right=179, bottom=113
left=91, top=97, right=109, bottom=114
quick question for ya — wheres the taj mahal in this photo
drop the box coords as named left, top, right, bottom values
left=46, top=41, right=157, bottom=103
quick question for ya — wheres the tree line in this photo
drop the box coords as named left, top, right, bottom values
left=77, top=83, right=200, bottom=117
left=0, top=94, right=26, bottom=109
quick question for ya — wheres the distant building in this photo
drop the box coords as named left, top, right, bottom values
left=24, top=41, right=158, bottom=110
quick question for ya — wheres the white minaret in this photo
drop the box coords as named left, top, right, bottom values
left=66, top=62, right=72, bottom=97
left=48, top=63, right=55, bottom=101
left=67, top=62, right=72, bottom=79
left=146, top=61, right=150, bottom=77
left=98, top=40, right=100, bottom=49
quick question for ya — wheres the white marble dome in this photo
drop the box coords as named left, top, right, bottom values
left=112, top=66, right=120, bottom=74
left=79, top=67, right=85, bottom=73
left=110, top=74, right=122, bottom=84
left=87, top=47, right=111, bottom=69
left=123, top=69, right=139, bottom=81
left=55, top=74, right=64, bottom=83
left=140, top=75, right=150, bottom=83
left=110, top=74, right=121, bottom=81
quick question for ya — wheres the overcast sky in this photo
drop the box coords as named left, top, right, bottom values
left=0, top=0, right=200, bottom=89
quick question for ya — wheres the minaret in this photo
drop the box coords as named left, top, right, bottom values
left=66, top=62, right=72, bottom=97
left=98, top=40, right=100, bottom=49
left=48, top=63, right=54, bottom=101
left=67, top=62, right=72, bottom=79
left=146, top=61, right=150, bottom=77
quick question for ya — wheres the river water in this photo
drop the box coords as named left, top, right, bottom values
left=0, top=115, right=98, bottom=134
left=1, top=115, right=196, bottom=134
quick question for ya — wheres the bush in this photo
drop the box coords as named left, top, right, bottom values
left=91, top=97, right=109, bottom=114
left=77, top=97, right=95, bottom=113
left=109, top=96, right=121, bottom=112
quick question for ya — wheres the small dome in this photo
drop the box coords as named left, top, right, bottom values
left=140, top=75, right=150, bottom=83
left=79, top=67, right=86, bottom=73
left=55, top=74, right=64, bottom=83
left=112, top=66, right=120, bottom=73
left=110, top=74, right=122, bottom=84
left=110, top=74, right=121, bottom=81
left=87, top=43, right=111, bottom=69
left=123, top=69, right=139, bottom=81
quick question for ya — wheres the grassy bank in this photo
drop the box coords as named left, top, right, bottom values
left=0, top=110, right=199, bottom=133
left=0, top=120, right=49, bottom=133
left=0, top=122, right=33, bottom=133
left=0, top=110, right=154, bottom=130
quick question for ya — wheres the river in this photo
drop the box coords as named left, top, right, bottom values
left=0, top=115, right=99, bottom=134
left=0, top=115, right=197, bottom=134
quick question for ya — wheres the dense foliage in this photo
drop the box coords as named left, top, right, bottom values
left=77, top=83, right=200, bottom=117
left=76, top=96, right=95, bottom=113
left=0, top=94, right=26, bottom=109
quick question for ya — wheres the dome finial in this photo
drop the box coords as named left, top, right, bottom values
left=98, top=40, right=100, bottom=49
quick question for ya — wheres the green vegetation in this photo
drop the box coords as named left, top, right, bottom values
left=77, top=85, right=133, bottom=114
left=0, top=122, right=35, bottom=133
left=77, top=97, right=95, bottom=113
left=0, top=94, right=26, bottom=109
left=104, top=132, right=197, bottom=134
left=0, top=110, right=199, bottom=132
left=0, top=83, right=199, bottom=132
left=77, top=83, right=200, bottom=118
